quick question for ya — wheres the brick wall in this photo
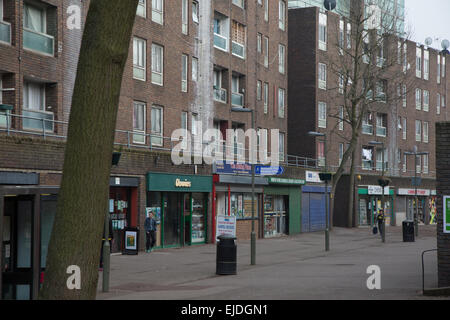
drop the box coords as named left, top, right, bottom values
left=436, top=122, right=450, bottom=287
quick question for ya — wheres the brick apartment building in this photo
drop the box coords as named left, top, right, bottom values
left=288, top=6, right=449, bottom=227
left=0, top=0, right=295, bottom=299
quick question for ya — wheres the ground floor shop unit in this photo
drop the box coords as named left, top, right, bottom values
left=146, top=172, right=212, bottom=248
left=213, top=174, right=268, bottom=241
left=301, top=185, right=331, bottom=233
left=395, top=188, right=437, bottom=226
left=357, top=186, right=395, bottom=226
left=263, top=177, right=304, bottom=238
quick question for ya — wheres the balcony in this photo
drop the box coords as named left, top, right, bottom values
left=376, top=126, right=386, bottom=137
left=231, top=92, right=244, bottom=107
left=362, top=160, right=373, bottom=170
left=231, top=41, right=245, bottom=59
left=0, top=20, right=11, bottom=44
left=22, top=109, right=54, bottom=132
left=214, top=33, right=228, bottom=52
left=213, top=87, right=227, bottom=103
left=23, top=28, right=54, bottom=56
left=362, top=123, right=373, bottom=135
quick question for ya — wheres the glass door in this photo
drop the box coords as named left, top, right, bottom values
left=183, top=193, right=191, bottom=246
left=163, top=193, right=181, bottom=247
left=191, top=193, right=206, bottom=244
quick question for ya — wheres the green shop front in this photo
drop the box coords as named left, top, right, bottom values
left=357, top=185, right=395, bottom=226
left=146, top=172, right=212, bottom=248
left=263, top=177, right=304, bottom=238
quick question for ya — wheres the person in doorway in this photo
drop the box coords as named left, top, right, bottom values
left=144, top=211, right=157, bottom=253
left=376, top=209, right=385, bottom=238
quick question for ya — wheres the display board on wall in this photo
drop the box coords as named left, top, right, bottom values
left=444, top=196, right=450, bottom=233
left=216, top=215, right=236, bottom=241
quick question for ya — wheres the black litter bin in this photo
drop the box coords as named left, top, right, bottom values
left=402, top=220, right=415, bottom=242
left=216, top=235, right=237, bottom=275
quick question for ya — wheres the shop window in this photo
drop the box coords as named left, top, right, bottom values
left=226, top=193, right=259, bottom=220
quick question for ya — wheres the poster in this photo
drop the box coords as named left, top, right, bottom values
left=216, top=215, right=236, bottom=241
left=146, top=207, right=161, bottom=223
left=125, top=230, right=137, bottom=250
left=444, top=196, right=450, bottom=233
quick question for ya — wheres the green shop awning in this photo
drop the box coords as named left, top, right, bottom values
left=147, top=172, right=212, bottom=192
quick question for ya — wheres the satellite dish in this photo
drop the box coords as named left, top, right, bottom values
left=425, top=37, right=433, bottom=46
left=442, top=39, right=450, bottom=50
left=324, top=0, right=336, bottom=11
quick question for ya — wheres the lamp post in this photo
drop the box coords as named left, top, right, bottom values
left=308, top=131, right=330, bottom=251
left=369, top=140, right=387, bottom=243
left=231, top=107, right=256, bottom=265
left=404, top=146, right=429, bottom=237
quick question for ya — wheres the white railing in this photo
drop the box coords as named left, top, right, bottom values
left=214, top=33, right=228, bottom=51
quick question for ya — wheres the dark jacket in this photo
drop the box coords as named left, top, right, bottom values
left=144, top=217, right=157, bottom=232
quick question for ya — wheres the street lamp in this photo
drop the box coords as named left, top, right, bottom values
left=231, top=107, right=256, bottom=265
left=308, top=131, right=330, bottom=251
left=404, top=146, right=429, bottom=237
left=369, top=140, right=389, bottom=243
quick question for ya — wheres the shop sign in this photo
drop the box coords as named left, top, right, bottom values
left=216, top=215, right=236, bottom=241
left=255, top=165, right=284, bottom=176
left=444, top=196, right=450, bottom=233
left=397, top=188, right=430, bottom=196
left=214, top=161, right=252, bottom=175
left=305, top=171, right=322, bottom=183
left=175, top=178, right=191, bottom=188
left=368, top=185, right=389, bottom=195
left=268, top=177, right=305, bottom=185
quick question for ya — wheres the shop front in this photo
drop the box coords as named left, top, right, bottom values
left=146, top=172, right=212, bottom=249
left=357, top=185, right=394, bottom=226
left=263, top=177, right=304, bottom=238
left=213, top=174, right=268, bottom=241
left=108, top=177, right=139, bottom=253
left=396, top=188, right=436, bottom=225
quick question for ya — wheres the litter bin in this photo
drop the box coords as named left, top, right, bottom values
left=216, top=235, right=237, bottom=275
left=402, top=220, right=415, bottom=242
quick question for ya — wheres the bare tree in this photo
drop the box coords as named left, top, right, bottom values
left=39, top=0, right=139, bottom=299
left=321, top=0, right=415, bottom=227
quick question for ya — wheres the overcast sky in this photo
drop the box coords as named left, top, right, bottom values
left=405, top=0, right=450, bottom=49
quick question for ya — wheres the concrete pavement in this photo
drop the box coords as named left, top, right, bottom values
left=96, top=225, right=446, bottom=300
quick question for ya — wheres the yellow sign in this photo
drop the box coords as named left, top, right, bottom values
left=175, top=178, right=192, bottom=188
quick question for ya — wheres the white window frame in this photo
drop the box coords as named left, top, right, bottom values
left=437, top=55, right=441, bottom=83
left=192, top=57, right=198, bottom=82
left=416, top=47, right=422, bottom=78
left=339, top=106, right=344, bottom=131
left=402, top=84, right=407, bottom=107
left=279, top=132, right=285, bottom=162
left=279, top=44, right=285, bottom=74
left=339, top=143, right=344, bottom=165
left=137, top=0, right=147, bottom=18
left=151, top=105, right=163, bottom=147
left=402, top=117, right=407, bottom=140
left=318, top=13, right=327, bottom=51
left=415, top=120, right=421, bottom=142
left=437, top=93, right=441, bottom=115
left=423, top=49, right=429, bottom=80
left=133, top=37, right=146, bottom=81
left=151, top=43, right=163, bottom=86
left=133, top=101, right=146, bottom=144
left=279, top=1, right=286, bottom=31
left=192, top=1, right=199, bottom=23
left=263, top=82, right=268, bottom=114
left=181, top=54, right=188, bottom=92
left=346, top=22, right=351, bottom=49
left=23, top=81, right=45, bottom=111
left=257, top=33, right=262, bottom=53
left=257, top=80, right=262, bottom=101
left=264, top=0, right=268, bottom=21
left=318, top=63, right=327, bottom=90
left=181, top=0, right=188, bottom=35
left=423, top=90, right=429, bottom=112
left=278, top=88, right=285, bottom=118
left=264, top=36, right=269, bottom=68
left=415, top=88, right=421, bottom=110
left=318, top=102, right=327, bottom=128
left=152, top=0, right=163, bottom=25
left=423, top=154, right=429, bottom=174
left=423, top=121, right=429, bottom=143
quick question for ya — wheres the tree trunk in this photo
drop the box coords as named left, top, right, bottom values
left=39, top=0, right=138, bottom=300
left=347, top=146, right=357, bottom=228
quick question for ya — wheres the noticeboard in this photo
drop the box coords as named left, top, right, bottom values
left=216, top=215, right=236, bottom=241
left=444, top=196, right=450, bottom=234
left=123, top=227, right=139, bottom=255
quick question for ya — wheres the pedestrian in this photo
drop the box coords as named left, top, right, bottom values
left=376, top=209, right=385, bottom=238
left=144, top=211, right=157, bottom=253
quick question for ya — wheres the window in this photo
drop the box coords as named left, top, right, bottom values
left=416, top=47, right=422, bottom=78
left=339, top=19, right=344, bottom=54
left=402, top=84, right=407, bottom=107
left=362, top=147, right=374, bottom=170
left=133, top=37, right=146, bottom=81
left=192, top=1, right=199, bottom=23
left=279, top=44, right=285, bottom=74
left=415, top=88, right=421, bottom=110
left=213, top=69, right=226, bottom=103
left=23, top=3, right=54, bottom=56
left=375, top=80, right=386, bottom=102
left=257, top=33, right=262, bottom=53
left=346, top=22, right=351, bottom=49
left=423, top=49, right=429, bottom=80
left=232, top=0, right=244, bottom=8
left=152, top=43, right=163, bottom=85
left=319, top=13, right=327, bottom=51
left=213, top=13, right=229, bottom=52
left=257, top=80, right=262, bottom=101
left=416, top=155, right=421, bottom=174
left=263, top=82, right=268, bottom=114
left=362, top=112, right=373, bottom=135
left=437, top=55, right=441, bottom=83
left=423, top=154, right=429, bottom=174
left=181, top=111, right=187, bottom=130
left=339, top=143, right=344, bottom=165
left=181, top=54, right=188, bottom=92
left=402, top=43, right=407, bottom=73
left=152, top=0, right=163, bottom=24
left=279, top=1, right=286, bottom=31
left=278, top=88, right=285, bottom=118
left=151, top=106, right=163, bottom=146
left=182, top=0, right=188, bottom=34
left=318, top=141, right=325, bottom=167
left=397, top=41, right=402, bottom=64
left=338, top=73, right=345, bottom=94
left=318, top=102, right=327, bottom=128
left=318, top=63, right=327, bottom=90
left=231, top=75, right=244, bottom=107
left=415, top=120, right=421, bottom=142
left=423, top=90, right=429, bottom=112
left=263, top=36, right=269, bottom=68
left=402, top=117, right=407, bottom=140
left=133, top=101, right=146, bottom=144
left=231, top=21, right=246, bottom=59
left=423, top=121, right=429, bottom=143
left=192, top=57, right=198, bottom=82
left=376, top=148, right=387, bottom=172
left=339, top=106, right=344, bottom=131
left=23, top=81, right=53, bottom=132
left=137, top=0, right=146, bottom=18
left=376, top=113, right=387, bottom=137
left=191, top=113, right=199, bottom=136
left=24, top=3, right=45, bottom=33
left=443, top=56, right=446, bottom=78
left=403, top=154, right=407, bottom=173
left=279, top=132, right=285, bottom=161
left=443, top=95, right=446, bottom=108
left=437, top=93, right=441, bottom=115
left=264, top=0, right=268, bottom=21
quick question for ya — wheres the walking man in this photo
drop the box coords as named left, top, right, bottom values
left=376, top=209, right=385, bottom=238
left=144, top=211, right=157, bottom=252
